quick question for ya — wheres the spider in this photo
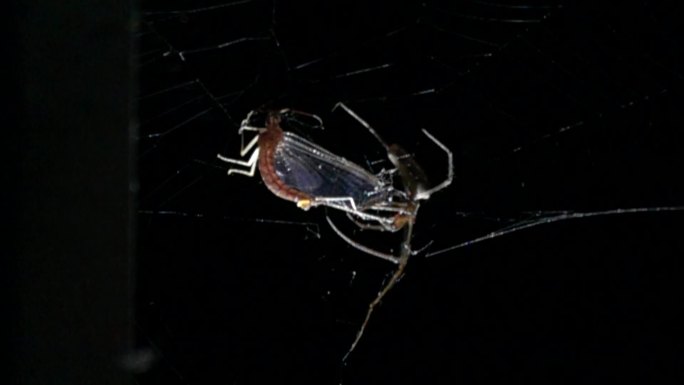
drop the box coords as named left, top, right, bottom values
left=217, top=103, right=453, bottom=359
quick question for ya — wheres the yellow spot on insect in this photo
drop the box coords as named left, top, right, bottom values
left=297, top=199, right=312, bottom=210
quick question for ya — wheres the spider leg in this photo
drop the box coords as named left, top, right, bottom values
left=345, top=201, right=416, bottom=232
left=316, top=195, right=419, bottom=232
left=318, top=200, right=399, bottom=230
left=345, top=212, right=394, bottom=232
left=326, top=103, right=439, bottom=360
left=414, top=129, right=453, bottom=200
left=326, top=216, right=400, bottom=264
left=341, top=218, right=415, bottom=362
left=334, top=102, right=453, bottom=201
left=357, top=195, right=414, bottom=214
left=333, top=102, right=391, bottom=151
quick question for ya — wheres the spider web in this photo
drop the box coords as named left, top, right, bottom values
left=135, top=1, right=684, bottom=383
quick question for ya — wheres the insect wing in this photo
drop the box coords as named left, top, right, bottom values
left=274, top=132, right=388, bottom=208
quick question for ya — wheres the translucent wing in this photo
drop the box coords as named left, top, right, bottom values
left=274, top=132, right=391, bottom=208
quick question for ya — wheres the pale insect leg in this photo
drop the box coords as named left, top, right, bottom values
left=345, top=211, right=410, bottom=232
left=237, top=132, right=260, bottom=157
left=216, top=110, right=266, bottom=176
left=216, top=128, right=261, bottom=176
left=314, top=198, right=400, bottom=231
left=312, top=196, right=360, bottom=212
left=313, top=196, right=407, bottom=224
left=217, top=146, right=260, bottom=177
left=238, top=125, right=262, bottom=135
left=362, top=204, right=412, bottom=214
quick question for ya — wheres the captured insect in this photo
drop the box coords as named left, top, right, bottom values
left=217, top=102, right=452, bottom=359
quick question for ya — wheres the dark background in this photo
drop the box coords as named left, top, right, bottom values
left=8, top=0, right=683, bottom=384
left=136, top=1, right=684, bottom=384
left=8, top=0, right=132, bottom=384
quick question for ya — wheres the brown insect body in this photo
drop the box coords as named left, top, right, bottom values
left=257, top=113, right=313, bottom=205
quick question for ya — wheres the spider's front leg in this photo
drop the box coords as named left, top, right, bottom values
left=413, top=129, right=453, bottom=200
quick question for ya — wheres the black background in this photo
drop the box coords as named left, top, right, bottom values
left=8, top=0, right=132, bottom=383
left=136, top=1, right=684, bottom=384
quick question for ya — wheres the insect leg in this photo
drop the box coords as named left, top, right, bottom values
left=217, top=147, right=260, bottom=177
left=238, top=132, right=260, bottom=157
